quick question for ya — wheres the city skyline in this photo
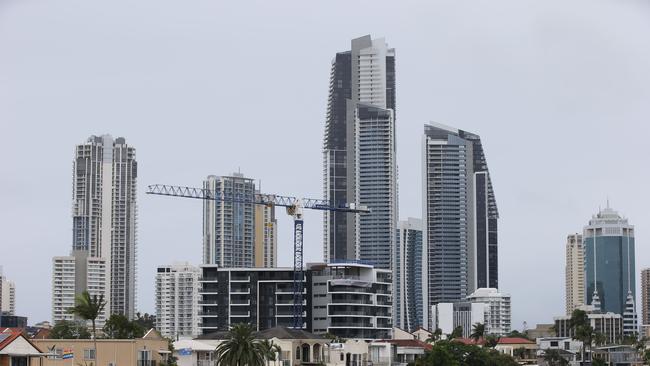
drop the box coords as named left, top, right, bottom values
left=2, top=0, right=650, bottom=330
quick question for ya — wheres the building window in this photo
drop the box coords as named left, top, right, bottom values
left=84, top=349, right=96, bottom=360
left=296, top=347, right=301, bottom=360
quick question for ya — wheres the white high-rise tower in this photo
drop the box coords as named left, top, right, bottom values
left=565, top=233, right=585, bottom=315
left=52, top=135, right=137, bottom=323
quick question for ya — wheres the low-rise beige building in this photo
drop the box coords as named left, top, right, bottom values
left=31, top=329, right=170, bottom=366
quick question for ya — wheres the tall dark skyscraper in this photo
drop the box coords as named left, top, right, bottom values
left=421, top=123, right=499, bottom=328
left=323, top=35, right=397, bottom=270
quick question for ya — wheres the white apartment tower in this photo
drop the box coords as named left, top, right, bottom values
left=0, top=269, right=16, bottom=315
left=52, top=255, right=108, bottom=326
left=52, top=134, right=137, bottom=322
left=565, top=233, right=585, bottom=315
left=323, top=35, right=397, bottom=271
left=466, top=288, right=511, bottom=336
left=155, top=263, right=200, bottom=339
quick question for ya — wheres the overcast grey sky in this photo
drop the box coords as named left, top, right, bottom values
left=1, top=0, right=649, bottom=330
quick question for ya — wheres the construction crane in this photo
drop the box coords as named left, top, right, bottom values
left=146, top=184, right=369, bottom=328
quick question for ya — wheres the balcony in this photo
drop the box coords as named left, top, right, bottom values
left=198, top=300, right=218, bottom=305
left=137, top=361, right=156, bottom=366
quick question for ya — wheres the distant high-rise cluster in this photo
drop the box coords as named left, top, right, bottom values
left=52, top=134, right=137, bottom=326
left=34, top=36, right=512, bottom=341
left=320, top=38, right=504, bottom=335
left=564, top=204, right=638, bottom=336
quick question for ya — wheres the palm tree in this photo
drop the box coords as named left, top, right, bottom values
left=470, top=323, right=485, bottom=342
left=635, top=335, right=648, bottom=359
left=260, top=340, right=281, bottom=366
left=67, top=291, right=106, bottom=365
left=426, top=328, right=443, bottom=344
left=216, top=324, right=266, bottom=366
left=448, top=326, right=463, bottom=340
left=542, top=349, right=568, bottom=366
left=593, top=332, right=607, bottom=347
left=569, top=309, right=593, bottom=362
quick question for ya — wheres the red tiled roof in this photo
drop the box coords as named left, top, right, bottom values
left=453, top=337, right=534, bottom=346
left=497, top=337, right=535, bottom=345
left=453, top=338, right=484, bottom=345
left=376, top=339, right=433, bottom=351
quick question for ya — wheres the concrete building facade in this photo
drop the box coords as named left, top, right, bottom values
left=198, top=266, right=310, bottom=334
left=52, top=255, right=108, bottom=327
left=641, top=268, right=650, bottom=326
left=466, top=288, right=511, bottom=336
left=254, top=195, right=277, bottom=268
left=554, top=307, right=623, bottom=344
left=32, top=329, right=169, bottom=366
left=203, top=173, right=277, bottom=268
left=395, top=218, right=424, bottom=332
left=155, top=263, right=200, bottom=339
left=421, top=123, right=499, bottom=328
left=565, top=233, right=585, bottom=315
left=323, top=35, right=397, bottom=271
left=431, top=302, right=486, bottom=338
left=309, top=261, right=392, bottom=340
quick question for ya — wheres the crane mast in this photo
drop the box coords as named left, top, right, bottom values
left=147, top=184, right=369, bottom=329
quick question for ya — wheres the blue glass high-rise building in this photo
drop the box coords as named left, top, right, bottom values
left=584, top=205, right=637, bottom=335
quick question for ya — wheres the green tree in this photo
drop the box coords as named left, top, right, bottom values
left=415, top=340, right=519, bottom=366
left=426, top=328, right=443, bottom=344
left=593, top=332, right=607, bottom=347
left=542, top=349, right=568, bottom=366
left=161, top=338, right=178, bottom=366
left=134, top=312, right=156, bottom=330
left=569, top=309, right=594, bottom=362
left=591, top=357, right=607, bottom=366
left=448, top=326, right=463, bottom=340
left=506, top=330, right=530, bottom=340
left=483, top=335, right=500, bottom=348
left=49, top=320, right=91, bottom=339
left=643, top=348, right=650, bottom=364
left=67, top=291, right=106, bottom=365
left=470, top=323, right=485, bottom=342
left=103, top=314, right=145, bottom=339
left=512, top=347, right=527, bottom=360
left=216, top=324, right=266, bottom=366
left=260, top=339, right=281, bottom=366
left=635, top=336, right=648, bottom=360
